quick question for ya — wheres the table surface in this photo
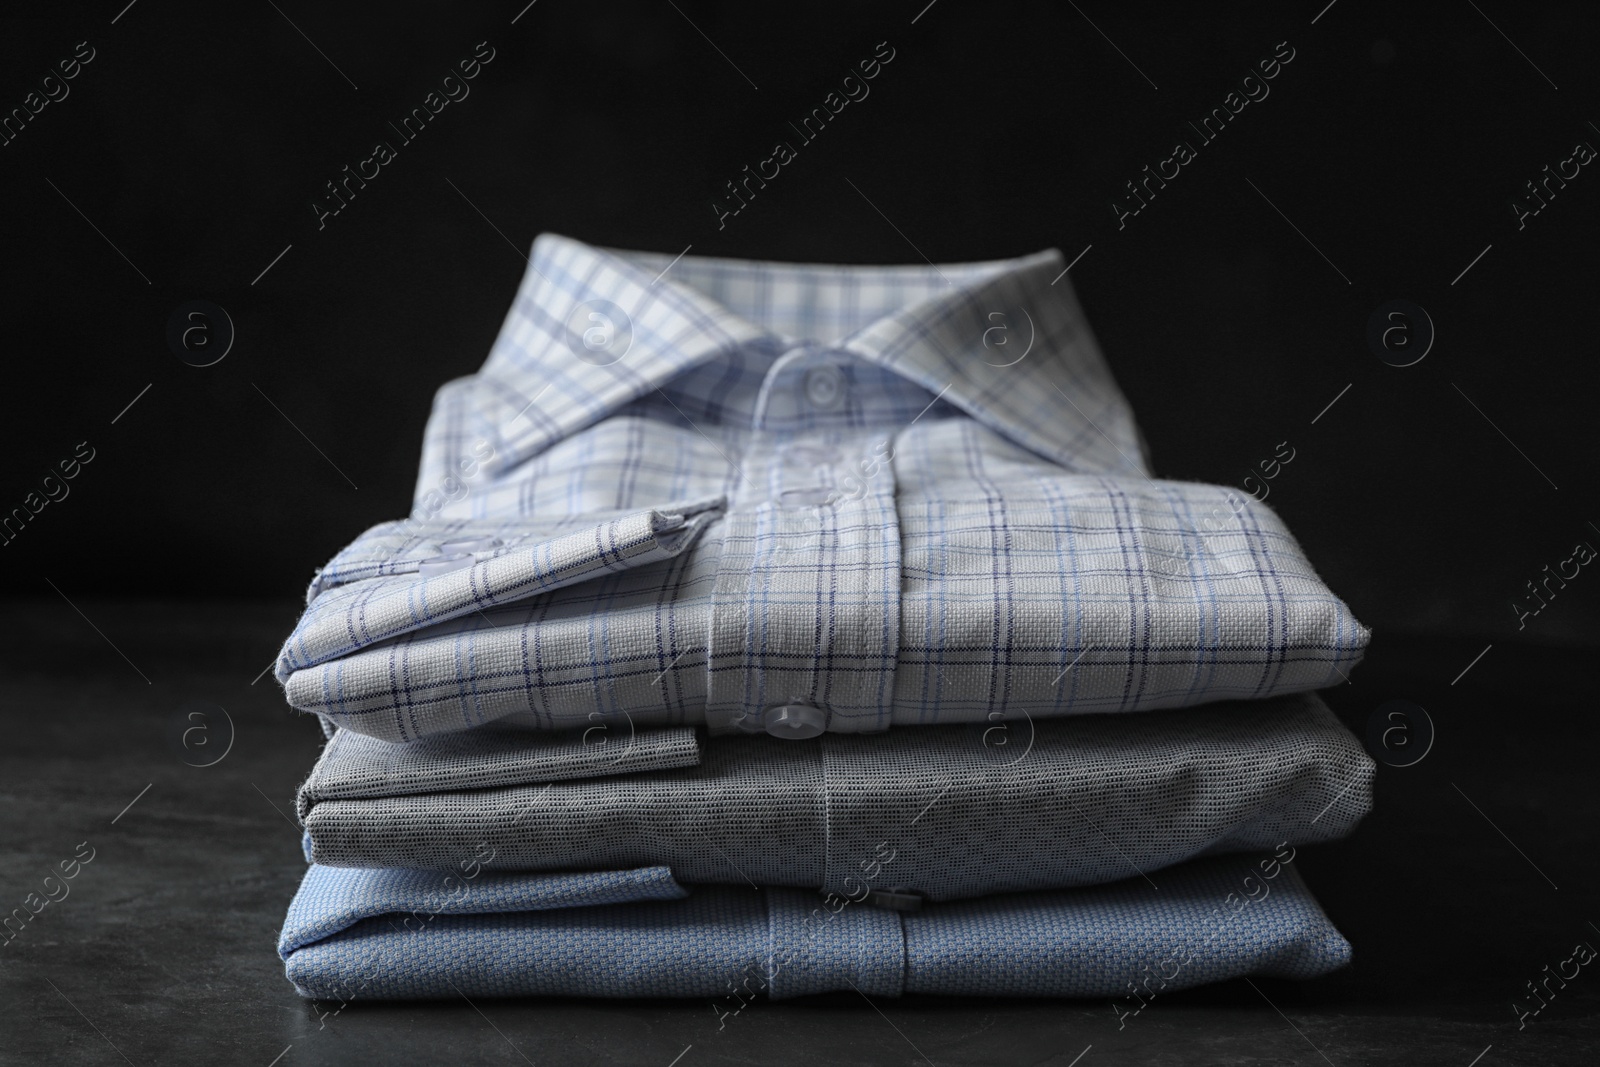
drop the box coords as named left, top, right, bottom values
left=1, top=599, right=1595, bottom=1066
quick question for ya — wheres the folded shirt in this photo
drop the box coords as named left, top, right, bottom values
left=297, top=691, right=1373, bottom=902
left=278, top=855, right=1352, bottom=1001
left=274, top=234, right=1368, bottom=743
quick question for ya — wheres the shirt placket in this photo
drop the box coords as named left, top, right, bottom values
left=707, top=349, right=902, bottom=737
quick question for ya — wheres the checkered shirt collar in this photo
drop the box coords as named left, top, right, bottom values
left=479, top=232, right=1147, bottom=475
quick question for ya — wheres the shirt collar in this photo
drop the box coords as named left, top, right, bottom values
left=478, top=233, right=1147, bottom=476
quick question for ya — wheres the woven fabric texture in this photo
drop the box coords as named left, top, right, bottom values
left=278, top=499, right=725, bottom=680
left=274, top=233, right=1368, bottom=743
left=300, top=691, right=1372, bottom=901
left=281, top=855, right=1350, bottom=1001
left=295, top=724, right=701, bottom=822
left=279, top=864, right=689, bottom=959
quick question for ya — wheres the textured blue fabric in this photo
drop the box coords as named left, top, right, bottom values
left=279, top=863, right=688, bottom=958
left=280, top=855, right=1349, bottom=1000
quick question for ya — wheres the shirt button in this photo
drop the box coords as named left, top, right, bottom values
left=763, top=703, right=827, bottom=739
left=804, top=365, right=845, bottom=410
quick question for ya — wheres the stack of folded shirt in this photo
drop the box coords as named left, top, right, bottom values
left=273, top=234, right=1373, bottom=1005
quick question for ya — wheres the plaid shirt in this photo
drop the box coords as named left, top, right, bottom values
left=276, top=234, right=1368, bottom=742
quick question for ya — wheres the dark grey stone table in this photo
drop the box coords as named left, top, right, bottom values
left=2, top=599, right=1595, bottom=1065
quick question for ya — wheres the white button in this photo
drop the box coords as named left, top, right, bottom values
left=763, top=703, right=827, bottom=739
left=865, top=887, right=923, bottom=912
left=804, top=365, right=845, bottom=409
left=418, top=553, right=474, bottom=576
left=440, top=536, right=502, bottom=553
left=778, top=487, right=833, bottom=507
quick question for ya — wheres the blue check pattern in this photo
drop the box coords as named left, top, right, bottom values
left=275, top=234, right=1369, bottom=742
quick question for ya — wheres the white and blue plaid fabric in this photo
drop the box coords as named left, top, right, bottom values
left=279, top=855, right=1351, bottom=1001
left=275, top=232, right=1369, bottom=743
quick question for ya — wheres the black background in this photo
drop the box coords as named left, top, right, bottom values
left=3, top=4, right=1600, bottom=1065
left=1, top=0, right=1597, bottom=648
